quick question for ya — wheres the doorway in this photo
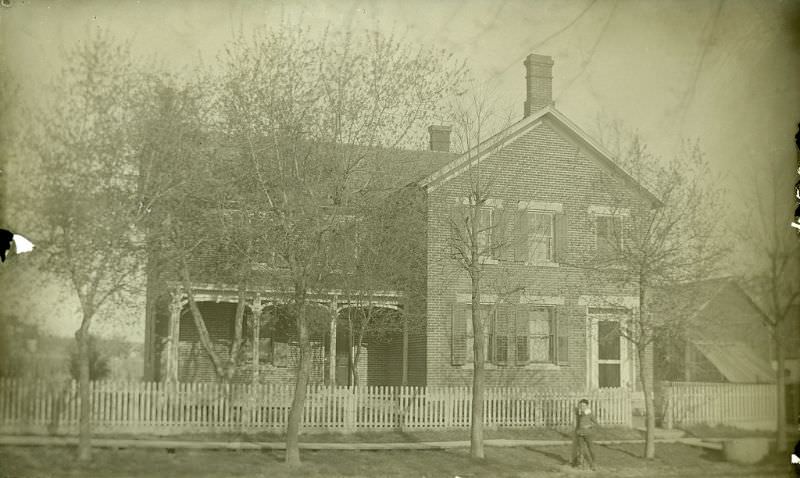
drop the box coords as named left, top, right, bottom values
left=589, top=308, right=632, bottom=389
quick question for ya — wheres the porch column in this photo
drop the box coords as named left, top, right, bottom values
left=329, top=299, right=338, bottom=386
left=251, top=295, right=263, bottom=384
left=165, top=292, right=183, bottom=382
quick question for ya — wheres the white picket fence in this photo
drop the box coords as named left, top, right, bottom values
left=661, top=381, right=777, bottom=431
left=0, top=378, right=632, bottom=435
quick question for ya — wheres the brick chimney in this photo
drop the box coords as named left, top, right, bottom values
left=428, top=125, right=452, bottom=152
left=523, top=53, right=554, bottom=117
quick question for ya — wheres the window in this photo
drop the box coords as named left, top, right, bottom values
left=515, top=307, right=555, bottom=364
left=490, top=306, right=556, bottom=365
left=528, top=212, right=554, bottom=263
left=515, top=204, right=566, bottom=264
left=477, top=207, right=493, bottom=259
left=453, top=303, right=565, bottom=367
left=596, top=215, right=623, bottom=255
left=525, top=308, right=555, bottom=363
left=465, top=307, right=490, bottom=364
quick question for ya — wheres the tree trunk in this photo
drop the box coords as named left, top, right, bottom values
left=76, top=325, right=92, bottom=462
left=470, top=273, right=485, bottom=460
left=180, top=265, right=227, bottom=379
left=637, top=343, right=656, bottom=459
left=285, top=300, right=311, bottom=466
left=775, top=337, right=787, bottom=452
left=351, top=345, right=361, bottom=387
left=351, top=309, right=369, bottom=387
left=401, top=313, right=408, bottom=387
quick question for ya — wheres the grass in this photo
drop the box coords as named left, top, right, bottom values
left=75, top=426, right=643, bottom=444
left=0, top=442, right=788, bottom=477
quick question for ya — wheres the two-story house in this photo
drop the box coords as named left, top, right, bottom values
left=143, top=53, right=660, bottom=394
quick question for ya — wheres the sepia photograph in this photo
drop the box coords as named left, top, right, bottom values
left=0, top=1, right=798, bottom=476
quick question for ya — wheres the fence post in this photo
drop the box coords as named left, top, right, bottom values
left=344, top=387, right=355, bottom=433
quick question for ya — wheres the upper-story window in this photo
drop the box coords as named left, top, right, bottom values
left=595, top=215, right=623, bottom=256
left=515, top=201, right=565, bottom=265
left=476, top=207, right=493, bottom=259
left=452, top=198, right=505, bottom=263
left=527, top=212, right=554, bottom=263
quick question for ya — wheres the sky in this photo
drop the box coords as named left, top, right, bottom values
left=0, top=0, right=798, bottom=338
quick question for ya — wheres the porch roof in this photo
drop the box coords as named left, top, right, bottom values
left=166, top=281, right=403, bottom=309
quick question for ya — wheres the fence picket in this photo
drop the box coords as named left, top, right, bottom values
left=7, top=379, right=768, bottom=434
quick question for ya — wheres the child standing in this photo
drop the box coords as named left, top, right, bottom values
left=572, top=398, right=599, bottom=470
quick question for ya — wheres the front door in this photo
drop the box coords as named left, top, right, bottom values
left=597, top=320, right=621, bottom=388
left=589, top=309, right=631, bottom=388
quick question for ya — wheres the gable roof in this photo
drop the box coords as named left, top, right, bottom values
left=416, top=106, right=662, bottom=207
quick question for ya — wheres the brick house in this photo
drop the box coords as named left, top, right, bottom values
left=144, top=53, right=660, bottom=393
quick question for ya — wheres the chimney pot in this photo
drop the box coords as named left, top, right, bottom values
left=428, top=125, right=452, bottom=152
left=523, top=53, right=554, bottom=117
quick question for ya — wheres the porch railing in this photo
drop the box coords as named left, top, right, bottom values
left=0, top=378, right=632, bottom=435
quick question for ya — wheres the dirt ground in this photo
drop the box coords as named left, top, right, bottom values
left=0, top=442, right=791, bottom=478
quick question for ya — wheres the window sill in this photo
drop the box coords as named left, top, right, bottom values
left=478, top=257, right=499, bottom=265
left=461, top=362, right=561, bottom=370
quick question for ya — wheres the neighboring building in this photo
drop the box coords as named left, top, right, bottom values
left=653, top=278, right=775, bottom=384
left=144, top=53, right=661, bottom=393
left=653, top=278, right=799, bottom=421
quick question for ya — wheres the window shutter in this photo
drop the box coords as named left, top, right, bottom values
left=451, top=304, right=467, bottom=366
left=487, top=308, right=495, bottom=364
left=448, top=202, right=464, bottom=256
left=554, top=212, right=568, bottom=263
left=556, top=308, right=569, bottom=365
left=515, top=307, right=530, bottom=365
left=514, top=209, right=529, bottom=262
left=491, top=208, right=507, bottom=260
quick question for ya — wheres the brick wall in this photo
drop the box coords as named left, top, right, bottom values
left=425, top=118, right=651, bottom=390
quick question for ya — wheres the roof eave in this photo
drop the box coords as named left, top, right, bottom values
left=416, top=106, right=663, bottom=207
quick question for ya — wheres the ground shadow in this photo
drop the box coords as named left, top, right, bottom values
left=523, top=446, right=571, bottom=465
left=697, top=448, right=725, bottom=463
left=597, top=443, right=641, bottom=459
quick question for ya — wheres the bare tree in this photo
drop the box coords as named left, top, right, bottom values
left=212, top=24, right=465, bottom=465
left=738, top=162, right=799, bottom=452
left=444, top=90, right=521, bottom=459
left=587, top=124, right=725, bottom=459
left=26, top=31, right=155, bottom=461
left=335, top=191, right=429, bottom=386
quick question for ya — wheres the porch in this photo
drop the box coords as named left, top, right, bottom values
left=149, top=284, right=410, bottom=387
